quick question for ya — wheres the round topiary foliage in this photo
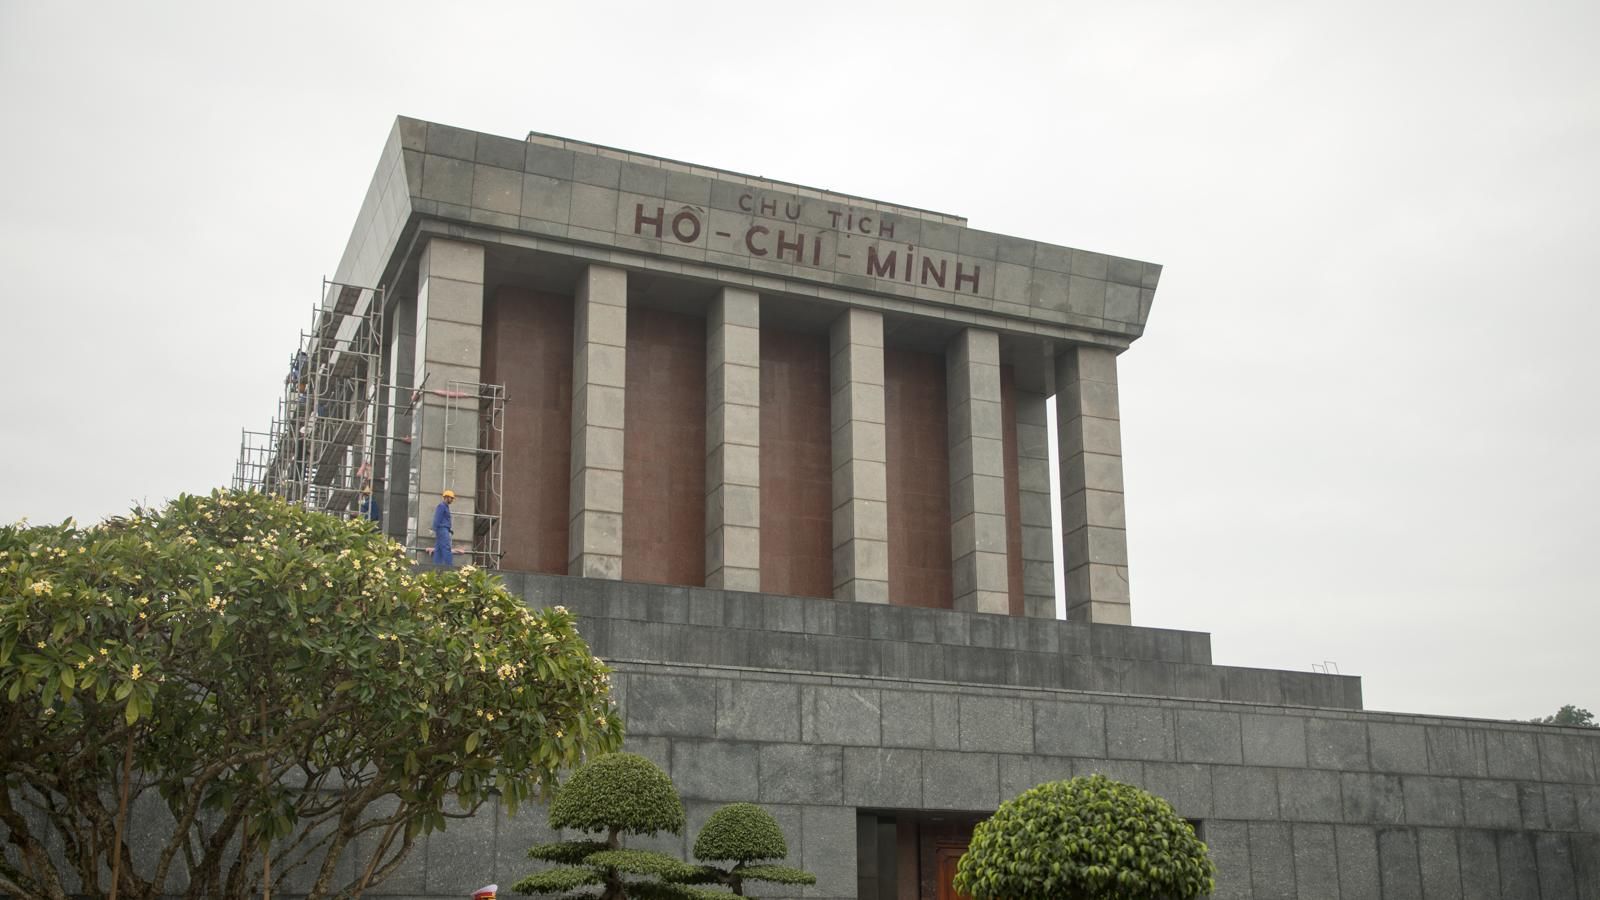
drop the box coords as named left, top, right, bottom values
left=693, top=803, right=788, bottom=863
left=954, top=774, right=1215, bottom=900
left=548, top=752, right=686, bottom=837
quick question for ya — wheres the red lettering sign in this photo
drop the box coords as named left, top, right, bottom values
left=866, top=246, right=896, bottom=279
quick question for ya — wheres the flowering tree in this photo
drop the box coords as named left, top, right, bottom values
left=0, top=490, right=622, bottom=900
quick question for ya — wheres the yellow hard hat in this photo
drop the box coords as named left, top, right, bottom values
left=442, top=489, right=456, bottom=499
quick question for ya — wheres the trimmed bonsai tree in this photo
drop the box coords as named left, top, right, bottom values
left=686, top=803, right=816, bottom=895
left=514, top=752, right=708, bottom=900
left=953, top=774, right=1215, bottom=900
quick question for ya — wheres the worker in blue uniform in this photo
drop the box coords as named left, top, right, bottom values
left=358, top=486, right=381, bottom=524
left=431, top=489, right=455, bottom=565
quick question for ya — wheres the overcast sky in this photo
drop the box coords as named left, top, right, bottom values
left=2, top=1, right=1595, bottom=723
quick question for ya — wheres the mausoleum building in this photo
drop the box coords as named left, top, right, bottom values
left=232, top=117, right=1600, bottom=899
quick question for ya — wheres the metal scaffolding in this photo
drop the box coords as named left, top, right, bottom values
left=408, top=379, right=506, bottom=568
left=235, top=280, right=509, bottom=568
left=235, top=280, right=386, bottom=520
left=232, top=429, right=277, bottom=493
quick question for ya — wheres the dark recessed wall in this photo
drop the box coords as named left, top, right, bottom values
left=483, top=287, right=572, bottom=574
left=1001, top=365, right=1024, bottom=617
left=759, top=327, right=834, bottom=599
left=885, top=349, right=953, bottom=608
left=623, top=307, right=706, bottom=587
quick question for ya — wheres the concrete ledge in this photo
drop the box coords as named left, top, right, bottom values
left=500, top=571, right=1363, bottom=710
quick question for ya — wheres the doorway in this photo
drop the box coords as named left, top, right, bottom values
left=856, top=810, right=989, bottom=900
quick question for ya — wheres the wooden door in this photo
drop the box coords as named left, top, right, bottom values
left=934, top=841, right=971, bottom=900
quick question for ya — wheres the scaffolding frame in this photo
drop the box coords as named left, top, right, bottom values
left=235, top=280, right=386, bottom=520
left=409, top=380, right=506, bottom=569
left=235, top=280, right=510, bottom=569
left=232, top=429, right=277, bottom=493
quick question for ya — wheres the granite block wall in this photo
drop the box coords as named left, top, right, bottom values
left=508, top=573, right=1357, bottom=710
left=495, top=574, right=1595, bottom=900
left=70, top=576, right=1596, bottom=899
left=588, top=662, right=1600, bottom=900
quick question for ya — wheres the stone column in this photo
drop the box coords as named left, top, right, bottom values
left=1055, top=345, right=1130, bottom=624
left=705, top=288, right=762, bottom=591
left=568, top=264, right=628, bottom=579
left=945, top=328, right=1010, bottom=614
left=829, top=309, right=889, bottom=604
left=385, top=293, right=416, bottom=543
left=1015, top=390, right=1057, bottom=618
left=407, top=239, right=484, bottom=560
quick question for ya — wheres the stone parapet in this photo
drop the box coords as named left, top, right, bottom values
left=503, top=572, right=1364, bottom=711
left=374, top=118, right=1161, bottom=342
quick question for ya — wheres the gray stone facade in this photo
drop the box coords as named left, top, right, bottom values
left=324, top=574, right=1598, bottom=899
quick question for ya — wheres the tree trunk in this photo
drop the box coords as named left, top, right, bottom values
left=108, top=734, right=135, bottom=900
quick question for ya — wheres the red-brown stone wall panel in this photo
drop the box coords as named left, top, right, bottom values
left=623, top=307, right=707, bottom=586
left=759, top=328, right=834, bottom=598
left=885, top=349, right=953, bottom=608
left=483, top=287, right=573, bottom=575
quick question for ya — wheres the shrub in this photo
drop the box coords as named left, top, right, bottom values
left=688, top=803, right=815, bottom=895
left=953, top=774, right=1214, bottom=900
left=517, top=762, right=815, bottom=899
left=550, top=752, right=685, bottom=837
left=516, top=753, right=713, bottom=900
